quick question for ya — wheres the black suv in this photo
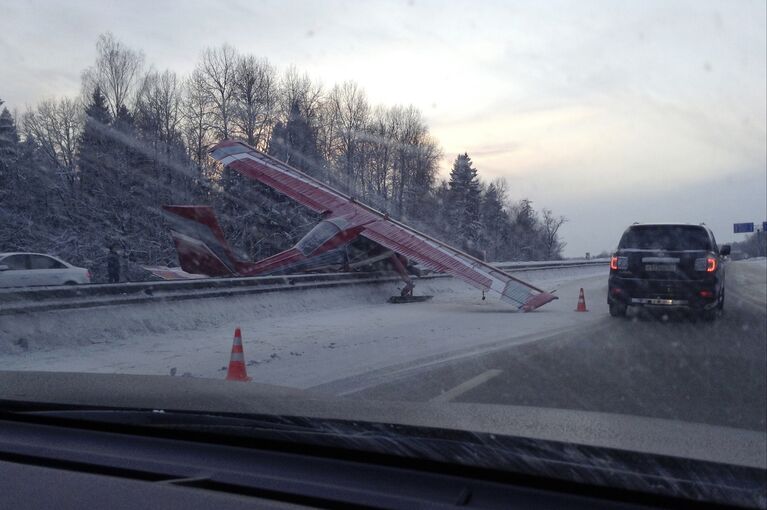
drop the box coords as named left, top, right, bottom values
left=608, top=223, right=730, bottom=320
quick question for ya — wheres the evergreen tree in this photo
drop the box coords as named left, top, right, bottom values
left=268, top=100, right=324, bottom=178
left=480, top=182, right=508, bottom=261
left=0, top=102, right=20, bottom=191
left=510, top=199, right=542, bottom=260
left=78, top=86, right=112, bottom=194
left=447, top=153, right=482, bottom=247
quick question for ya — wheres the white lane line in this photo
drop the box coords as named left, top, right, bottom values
left=430, top=369, right=503, bottom=403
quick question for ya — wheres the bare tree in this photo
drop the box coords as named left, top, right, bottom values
left=388, top=105, right=436, bottom=216
left=326, top=81, right=369, bottom=189
left=82, top=32, right=144, bottom=118
left=279, top=67, right=324, bottom=121
left=541, top=208, right=567, bottom=260
left=181, top=68, right=212, bottom=168
left=233, top=55, right=277, bottom=149
left=197, top=44, right=238, bottom=140
left=365, top=105, right=396, bottom=200
left=21, top=98, right=83, bottom=182
left=136, top=69, right=182, bottom=146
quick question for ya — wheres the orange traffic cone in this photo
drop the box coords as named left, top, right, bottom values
left=575, top=288, right=588, bottom=312
left=226, top=328, right=251, bottom=381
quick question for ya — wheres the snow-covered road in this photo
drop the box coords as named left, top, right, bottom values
left=0, top=266, right=608, bottom=390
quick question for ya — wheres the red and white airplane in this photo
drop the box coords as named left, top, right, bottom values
left=157, top=140, right=558, bottom=311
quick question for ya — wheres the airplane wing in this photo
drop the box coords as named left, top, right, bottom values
left=209, top=140, right=557, bottom=311
left=360, top=221, right=557, bottom=311
left=210, top=140, right=348, bottom=214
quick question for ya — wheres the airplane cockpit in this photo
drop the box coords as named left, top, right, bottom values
left=296, top=220, right=344, bottom=256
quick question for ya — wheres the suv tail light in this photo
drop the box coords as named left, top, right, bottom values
left=87, top=270, right=93, bottom=281
left=610, top=256, right=628, bottom=270
left=694, top=257, right=717, bottom=272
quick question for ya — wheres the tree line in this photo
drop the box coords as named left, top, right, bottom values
left=0, top=33, right=566, bottom=281
left=731, top=231, right=767, bottom=259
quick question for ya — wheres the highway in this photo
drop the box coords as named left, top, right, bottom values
left=329, top=260, right=767, bottom=431
left=1, top=261, right=764, bottom=432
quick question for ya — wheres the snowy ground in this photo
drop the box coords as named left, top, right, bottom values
left=729, top=258, right=767, bottom=310
left=0, top=266, right=609, bottom=390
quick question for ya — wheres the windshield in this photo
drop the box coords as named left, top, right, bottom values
left=1, top=1, right=766, bottom=505
left=619, top=225, right=712, bottom=251
left=296, top=220, right=341, bottom=256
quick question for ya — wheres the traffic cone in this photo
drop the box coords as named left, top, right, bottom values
left=226, top=328, right=251, bottom=381
left=575, top=288, right=588, bottom=312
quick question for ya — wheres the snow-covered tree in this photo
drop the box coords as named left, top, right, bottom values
left=447, top=153, right=482, bottom=247
left=480, top=179, right=509, bottom=261
left=0, top=101, right=20, bottom=187
left=77, top=86, right=112, bottom=194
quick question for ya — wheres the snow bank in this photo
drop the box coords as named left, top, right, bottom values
left=0, top=266, right=608, bottom=390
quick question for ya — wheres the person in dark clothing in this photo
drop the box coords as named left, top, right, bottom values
left=107, top=245, right=120, bottom=283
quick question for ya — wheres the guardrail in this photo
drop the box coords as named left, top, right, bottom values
left=0, top=259, right=608, bottom=315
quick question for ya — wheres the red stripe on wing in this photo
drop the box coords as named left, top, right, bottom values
left=211, top=141, right=348, bottom=215
left=361, top=221, right=494, bottom=291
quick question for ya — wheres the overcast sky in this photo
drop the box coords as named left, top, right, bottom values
left=1, top=0, right=765, bottom=256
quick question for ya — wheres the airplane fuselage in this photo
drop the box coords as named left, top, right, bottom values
left=238, top=205, right=379, bottom=277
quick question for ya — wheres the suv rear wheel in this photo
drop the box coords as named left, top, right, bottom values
left=609, top=302, right=627, bottom=317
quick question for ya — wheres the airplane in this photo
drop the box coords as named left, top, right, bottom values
left=155, top=140, right=558, bottom=311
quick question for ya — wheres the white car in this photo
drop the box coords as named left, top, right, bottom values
left=0, top=252, right=92, bottom=288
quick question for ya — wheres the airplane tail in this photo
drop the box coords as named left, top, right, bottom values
left=162, top=205, right=246, bottom=277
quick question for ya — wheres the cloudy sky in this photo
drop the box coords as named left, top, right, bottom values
left=1, top=0, right=765, bottom=256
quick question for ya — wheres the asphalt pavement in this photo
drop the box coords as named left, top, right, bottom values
left=342, top=262, right=767, bottom=431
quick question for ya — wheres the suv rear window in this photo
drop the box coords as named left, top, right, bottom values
left=618, top=226, right=712, bottom=251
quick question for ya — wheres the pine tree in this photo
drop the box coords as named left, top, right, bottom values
left=510, top=199, right=540, bottom=260
left=480, top=182, right=508, bottom=261
left=78, top=86, right=112, bottom=193
left=0, top=102, right=20, bottom=189
left=268, top=100, right=324, bottom=178
left=447, top=153, right=482, bottom=247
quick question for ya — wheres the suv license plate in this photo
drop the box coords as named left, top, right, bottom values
left=650, top=298, right=675, bottom=305
left=645, top=264, right=676, bottom=272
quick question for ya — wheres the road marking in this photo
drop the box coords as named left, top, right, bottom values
left=326, top=320, right=614, bottom=397
left=430, top=369, right=503, bottom=403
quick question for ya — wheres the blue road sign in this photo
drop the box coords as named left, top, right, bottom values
left=734, top=222, right=754, bottom=233
left=763, top=221, right=767, bottom=232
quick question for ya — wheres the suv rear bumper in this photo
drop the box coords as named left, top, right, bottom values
left=608, top=275, right=719, bottom=311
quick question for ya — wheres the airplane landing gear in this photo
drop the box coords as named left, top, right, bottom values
left=388, top=295, right=433, bottom=304
left=388, top=254, right=432, bottom=304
